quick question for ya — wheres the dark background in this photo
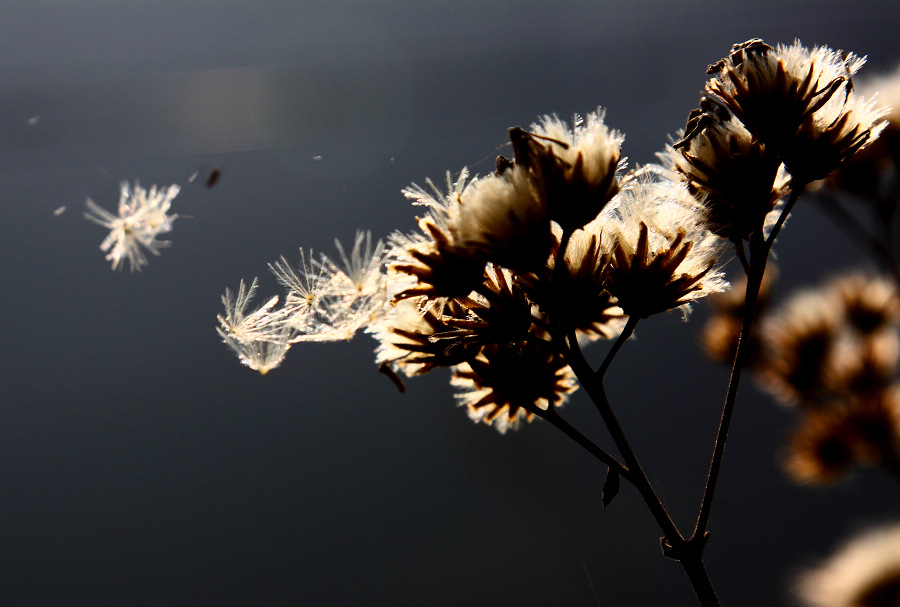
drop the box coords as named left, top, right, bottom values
left=2, top=2, right=899, bottom=605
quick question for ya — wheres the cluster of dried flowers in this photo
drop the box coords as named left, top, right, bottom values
left=84, top=181, right=181, bottom=272
left=218, top=107, right=733, bottom=431
left=216, top=38, right=893, bottom=605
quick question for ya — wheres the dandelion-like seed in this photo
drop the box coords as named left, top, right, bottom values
left=320, top=231, right=390, bottom=338
left=602, top=174, right=727, bottom=319
left=796, top=524, right=900, bottom=607
left=84, top=181, right=180, bottom=271
left=216, top=278, right=293, bottom=374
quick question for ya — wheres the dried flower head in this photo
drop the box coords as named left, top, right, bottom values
left=665, top=114, right=786, bottom=241
left=451, top=341, right=577, bottom=434
left=450, top=164, right=553, bottom=273
left=601, top=174, right=727, bottom=319
left=510, top=108, right=624, bottom=232
left=392, top=170, right=487, bottom=300
left=84, top=181, right=180, bottom=272
left=796, top=524, right=900, bottom=607
left=522, top=226, right=625, bottom=340
left=824, top=63, right=900, bottom=198
left=706, top=38, right=887, bottom=181
left=370, top=297, right=478, bottom=377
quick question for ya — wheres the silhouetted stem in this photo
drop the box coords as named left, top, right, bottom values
left=596, top=316, right=639, bottom=381
left=564, top=329, right=683, bottom=550
left=694, top=184, right=806, bottom=541
left=535, top=406, right=631, bottom=481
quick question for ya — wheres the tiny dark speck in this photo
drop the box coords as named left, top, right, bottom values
left=206, top=168, right=221, bottom=188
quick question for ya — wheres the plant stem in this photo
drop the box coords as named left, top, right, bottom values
left=536, top=406, right=631, bottom=481
left=564, top=329, right=683, bottom=551
left=595, top=316, right=639, bottom=381
left=693, top=184, right=805, bottom=541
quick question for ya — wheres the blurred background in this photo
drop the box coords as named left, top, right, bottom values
left=2, top=1, right=899, bottom=605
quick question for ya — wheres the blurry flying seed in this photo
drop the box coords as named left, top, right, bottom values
left=312, top=155, right=323, bottom=161
left=27, top=116, right=40, bottom=126
left=206, top=168, right=221, bottom=188
left=187, top=170, right=199, bottom=183
left=52, top=205, right=66, bottom=216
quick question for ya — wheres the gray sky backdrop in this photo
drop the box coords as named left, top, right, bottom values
left=2, top=2, right=900, bottom=605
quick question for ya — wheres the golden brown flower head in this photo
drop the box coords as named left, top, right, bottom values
left=602, top=174, right=727, bottom=319
left=450, top=341, right=577, bottom=434
left=509, top=108, right=624, bottom=233
left=796, top=524, right=900, bottom=607
left=706, top=38, right=887, bottom=182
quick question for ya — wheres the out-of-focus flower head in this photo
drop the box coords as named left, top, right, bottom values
left=796, top=523, right=900, bottom=607
left=700, top=265, right=778, bottom=366
left=601, top=172, right=728, bottom=319
left=706, top=38, right=887, bottom=182
left=783, top=388, right=900, bottom=485
left=509, top=108, right=624, bottom=233
left=756, top=287, right=845, bottom=405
